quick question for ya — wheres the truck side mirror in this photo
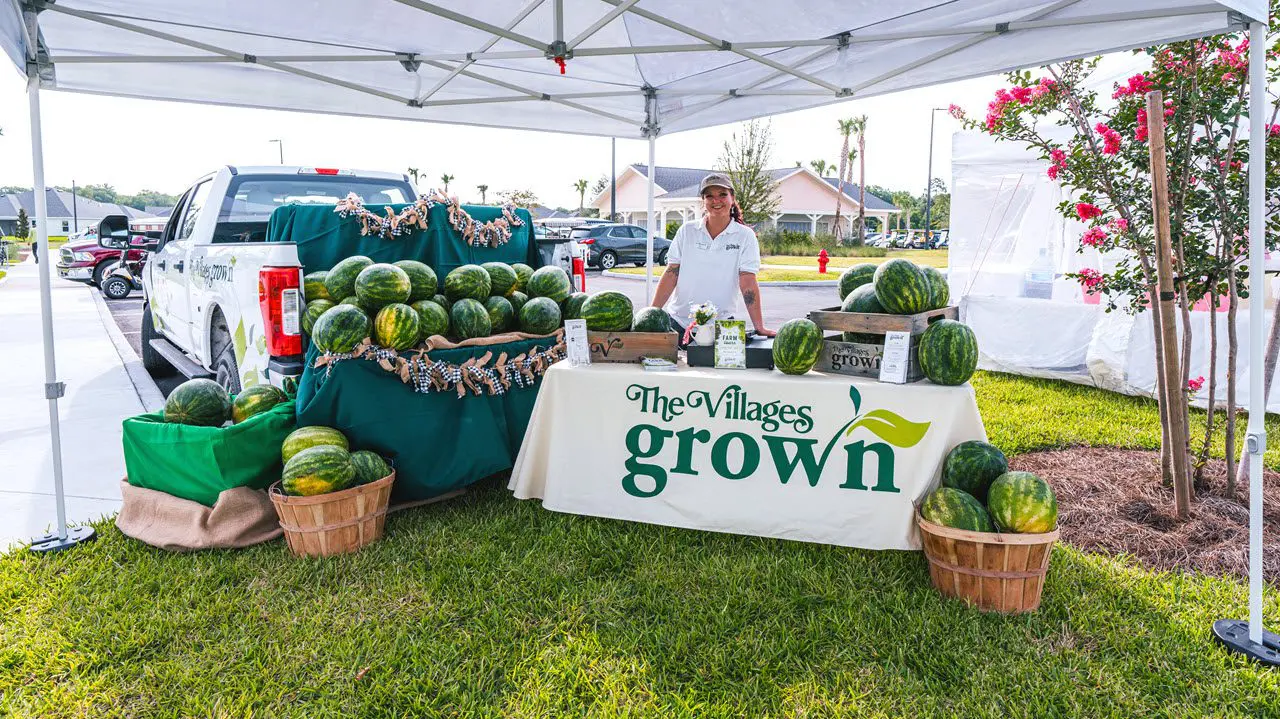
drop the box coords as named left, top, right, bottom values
left=96, top=215, right=131, bottom=250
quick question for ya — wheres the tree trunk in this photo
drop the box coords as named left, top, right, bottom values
left=1236, top=292, right=1280, bottom=490
left=1226, top=269, right=1239, bottom=496
left=834, top=136, right=849, bottom=242
left=1195, top=289, right=1218, bottom=487
left=858, top=134, right=866, bottom=243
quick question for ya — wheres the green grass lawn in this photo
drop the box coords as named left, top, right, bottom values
left=765, top=249, right=950, bottom=269
left=3, top=372, right=1279, bottom=718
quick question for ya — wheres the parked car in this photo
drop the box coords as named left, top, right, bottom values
left=57, top=233, right=145, bottom=287
left=569, top=223, right=672, bottom=269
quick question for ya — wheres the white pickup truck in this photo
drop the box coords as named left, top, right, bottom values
left=98, top=166, right=417, bottom=392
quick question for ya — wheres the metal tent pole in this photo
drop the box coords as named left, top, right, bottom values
left=1212, top=19, right=1276, bottom=664
left=645, top=135, right=656, bottom=302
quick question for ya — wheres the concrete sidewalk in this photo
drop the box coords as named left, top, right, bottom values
left=0, top=253, right=158, bottom=551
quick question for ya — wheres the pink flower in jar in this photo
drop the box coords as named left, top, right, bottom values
left=1077, top=268, right=1105, bottom=291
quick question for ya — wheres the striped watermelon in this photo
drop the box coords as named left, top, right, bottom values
left=508, top=291, right=529, bottom=314
left=987, top=471, right=1058, bottom=533
left=433, top=294, right=453, bottom=312
left=837, top=263, right=878, bottom=300
left=394, top=260, right=438, bottom=302
left=561, top=292, right=589, bottom=321
left=873, top=258, right=931, bottom=314
left=772, top=318, right=822, bottom=375
left=520, top=297, right=562, bottom=335
left=484, top=296, right=516, bottom=332
left=450, top=298, right=492, bottom=339
left=374, top=303, right=422, bottom=350
left=350, top=450, right=391, bottom=485
left=921, top=487, right=994, bottom=532
left=581, top=291, right=634, bottom=331
left=164, top=378, right=231, bottom=427
left=444, top=264, right=492, bottom=302
left=303, top=299, right=336, bottom=335
left=231, top=384, right=287, bottom=424
left=942, top=441, right=1008, bottom=502
left=411, top=299, right=450, bottom=338
left=633, top=306, right=671, bottom=333
left=303, top=271, right=331, bottom=301
left=282, top=425, right=348, bottom=463
left=839, top=284, right=885, bottom=344
left=918, top=319, right=978, bottom=386
left=312, top=304, right=371, bottom=354
left=512, top=263, right=534, bottom=292
left=921, top=265, right=950, bottom=309
left=324, top=256, right=373, bottom=301
left=282, top=445, right=356, bottom=496
left=482, top=262, right=518, bottom=297
left=527, top=266, right=572, bottom=303
left=355, top=263, right=412, bottom=310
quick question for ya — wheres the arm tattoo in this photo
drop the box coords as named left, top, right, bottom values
left=667, top=264, right=680, bottom=276
left=743, top=289, right=757, bottom=305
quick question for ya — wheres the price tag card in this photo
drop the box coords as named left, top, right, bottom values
left=714, top=320, right=747, bottom=369
left=564, top=319, right=591, bottom=366
left=878, top=330, right=911, bottom=384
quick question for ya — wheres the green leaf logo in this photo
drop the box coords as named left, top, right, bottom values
left=844, top=409, right=931, bottom=448
left=848, top=385, right=861, bottom=414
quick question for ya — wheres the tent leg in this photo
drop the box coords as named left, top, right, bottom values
left=24, top=74, right=95, bottom=555
left=1212, top=20, right=1275, bottom=666
left=645, top=135, right=656, bottom=302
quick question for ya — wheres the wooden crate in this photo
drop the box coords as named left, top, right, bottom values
left=809, top=304, right=958, bottom=335
left=816, top=333, right=923, bottom=382
left=917, top=511, right=1058, bottom=613
left=587, top=331, right=679, bottom=363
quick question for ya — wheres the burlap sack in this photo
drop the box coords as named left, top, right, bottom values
left=115, top=479, right=282, bottom=551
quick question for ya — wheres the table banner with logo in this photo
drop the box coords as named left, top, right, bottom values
left=509, top=363, right=987, bottom=550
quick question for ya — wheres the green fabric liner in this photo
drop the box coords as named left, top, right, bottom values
left=295, top=340, right=550, bottom=502
left=122, top=400, right=297, bottom=508
left=267, top=202, right=538, bottom=276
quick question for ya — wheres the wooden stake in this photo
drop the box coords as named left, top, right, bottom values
left=1146, top=90, right=1192, bottom=518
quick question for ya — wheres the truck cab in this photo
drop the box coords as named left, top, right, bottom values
left=100, top=166, right=415, bottom=392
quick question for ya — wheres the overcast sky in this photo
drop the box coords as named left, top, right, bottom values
left=0, top=61, right=1015, bottom=208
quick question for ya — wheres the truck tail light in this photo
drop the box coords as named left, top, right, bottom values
left=259, top=266, right=302, bottom=357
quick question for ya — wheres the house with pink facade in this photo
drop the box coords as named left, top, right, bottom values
left=591, top=164, right=899, bottom=236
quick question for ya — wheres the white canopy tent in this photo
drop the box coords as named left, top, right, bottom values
left=4, top=0, right=1274, bottom=660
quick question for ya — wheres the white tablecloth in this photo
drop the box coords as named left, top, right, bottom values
left=509, top=363, right=987, bottom=550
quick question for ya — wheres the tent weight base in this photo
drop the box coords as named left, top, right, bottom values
left=1212, top=619, right=1280, bottom=666
left=29, top=526, right=97, bottom=554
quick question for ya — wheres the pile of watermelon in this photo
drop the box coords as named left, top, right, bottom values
left=164, top=378, right=287, bottom=427
left=303, top=257, right=573, bottom=353
left=280, top=425, right=392, bottom=496
left=920, top=440, right=1058, bottom=534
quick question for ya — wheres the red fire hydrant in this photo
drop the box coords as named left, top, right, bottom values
left=817, top=249, right=830, bottom=274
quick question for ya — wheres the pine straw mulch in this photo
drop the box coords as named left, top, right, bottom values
left=1010, top=448, right=1280, bottom=585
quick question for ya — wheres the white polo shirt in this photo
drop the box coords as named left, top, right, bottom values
left=664, top=219, right=761, bottom=322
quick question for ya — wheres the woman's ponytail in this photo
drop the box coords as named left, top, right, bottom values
left=730, top=201, right=746, bottom=225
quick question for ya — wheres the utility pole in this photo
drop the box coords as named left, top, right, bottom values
left=270, top=139, right=284, bottom=164
left=71, top=179, right=78, bottom=233
left=923, top=107, right=946, bottom=246
left=610, top=137, right=617, bottom=221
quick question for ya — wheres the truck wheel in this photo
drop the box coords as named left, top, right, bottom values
left=140, top=304, right=175, bottom=376
left=101, top=276, right=133, bottom=300
left=92, top=262, right=111, bottom=288
left=213, top=341, right=242, bottom=396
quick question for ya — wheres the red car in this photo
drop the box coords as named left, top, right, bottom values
left=56, top=228, right=149, bottom=287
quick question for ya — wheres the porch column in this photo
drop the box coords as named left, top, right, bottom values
left=806, top=213, right=823, bottom=236
left=771, top=213, right=783, bottom=229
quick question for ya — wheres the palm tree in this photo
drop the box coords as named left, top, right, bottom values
left=440, top=173, right=455, bottom=192
left=891, top=190, right=917, bottom=238
left=833, top=118, right=856, bottom=242
left=809, top=159, right=830, bottom=177
left=852, top=115, right=868, bottom=243
left=407, top=167, right=420, bottom=184
left=477, top=184, right=489, bottom=203
left=573, top=179, right=589, bottom=213
left=843, top=148, right=857, bottom=239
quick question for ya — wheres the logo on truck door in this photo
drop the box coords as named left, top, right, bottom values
left=191, top=255, right=236, bottom=285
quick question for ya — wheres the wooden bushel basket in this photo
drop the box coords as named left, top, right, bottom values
left=269, top=471, right=395, bottom=558
left=917, top=511, right=1058, bottom=613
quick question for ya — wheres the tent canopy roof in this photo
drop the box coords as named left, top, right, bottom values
left=0, top=1, right=1265, bottom=138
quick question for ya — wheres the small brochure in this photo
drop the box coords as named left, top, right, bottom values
left=714, top=319, right=747, bottom=369
left=564, top=319, right=591, bottom=367
left=878, top=330, right=911, bottom=384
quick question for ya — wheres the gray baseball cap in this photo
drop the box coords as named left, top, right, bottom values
left=699, top=173, right=733, bottom=195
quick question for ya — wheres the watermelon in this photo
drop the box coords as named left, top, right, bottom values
left=520, top=296, right=562, bottom=335
left=482, top=262, right=518, bottom=297
left=633, top=306, right=671, bottom=333
left=527, top=265, right=572, bottom=303
left=312, top=304, right=371, bottom=354
left=303, top=271, right=331, bottom=302
left=773, top=318, right=822, bottom=375
left=282, top=445, right=355, bottom=497
left=987, top=471, right=1058, bottom=533
left=484, top=296, right=516, bottom=332
left=324, top=255, right=374, bottom=301
left=164, top=378, right=232, bottom=427
left=433, top=294, right=453, bottom=312
left=411, top=299, right=450, bottom=338
left=282, top=425, right=348, bottom=463
left=394, top=260, right=438, bottom=302
left=355, top=263, right=412, bottom=310
left=303, top=299, right=336, bottom=335
left=512, top=262, right=534, bottom=291
left=873, top=258, right=931, bottom=315
left=840, top=284, right=885, bottom=344
left=581, top=291, right=633, bottom=331
left=444, top=264, right=492, bottom=302
left=921, top=265, right=950, bottom=310
left=561, top=292, right=589, bottom=321
left=350, top=450, right=392, bottom=486
left=508, top=291, right=528, bottom=314
left=918, top=319, right=979, bottom=386
left=450, top=298, right=492, bottom=339
left=837, top=263, right=877, bottom=300
left=942, top=441, right=1009, bottom=502
left=374, top=303, right=422, bottom=350
left=920, top=487, right=994, bottom=532
left=231, top=384, right=287, bottom=424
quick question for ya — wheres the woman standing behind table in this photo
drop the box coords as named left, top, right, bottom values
left=650, top=173, right=775, bottom=342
